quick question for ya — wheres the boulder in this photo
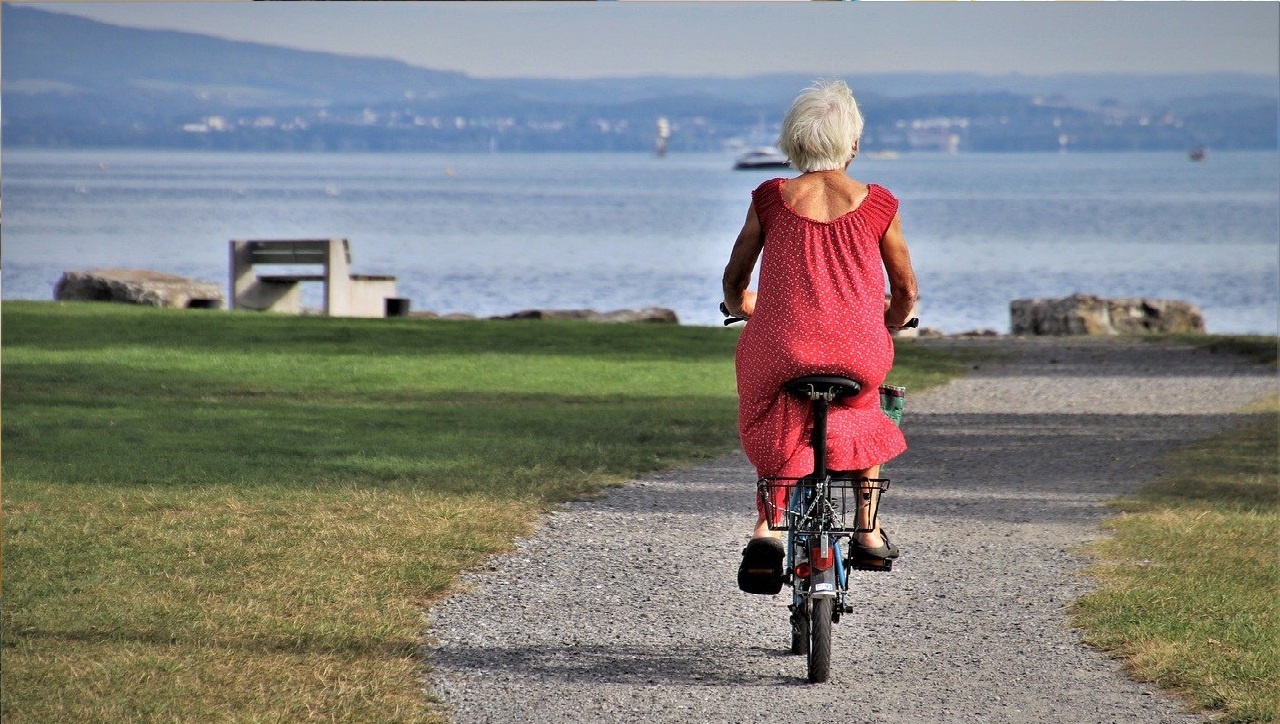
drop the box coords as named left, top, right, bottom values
left=495, top=308, right=600, bottom=321
left=596, top=307, right=679, bottom=324
left=955, top=329, right=1002, bottom=338
left=492, top=307, right=679, bottom=324
left=1010, top=294, right=1204, bottom=336
left=54, top=268, right=224, bottom=309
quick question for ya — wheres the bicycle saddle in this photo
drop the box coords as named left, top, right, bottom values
left=783, top=375, right=862, bottom=401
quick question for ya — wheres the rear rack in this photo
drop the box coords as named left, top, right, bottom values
left=757, top=476, right=890, bottom=533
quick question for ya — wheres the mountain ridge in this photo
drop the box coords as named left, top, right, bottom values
left=4, top=6, right=1276, bottom=153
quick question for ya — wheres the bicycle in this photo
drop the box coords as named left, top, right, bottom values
left=722, top=303, right=914, bottom=683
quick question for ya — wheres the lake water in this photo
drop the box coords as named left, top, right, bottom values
left=3, top=149, right=1277, bottom=334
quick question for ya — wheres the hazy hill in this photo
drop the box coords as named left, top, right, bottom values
left=2, top=5, right=474, bottom=107
left=4, top=6, right=1276, bottom=152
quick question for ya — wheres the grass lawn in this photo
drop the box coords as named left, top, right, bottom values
left=1074, top=337, right=1279, bottom=723
left=1, top=301, right=964, bottom=721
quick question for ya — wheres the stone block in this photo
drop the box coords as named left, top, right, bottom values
left=492, top=307, right=679, bottom=324
left=55, top=269, right=225, bottom=309
left=1010, top=294, right=1204, bottom=336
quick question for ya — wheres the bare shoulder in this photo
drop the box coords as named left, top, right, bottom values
left=781, top=174, right=871, bottom=221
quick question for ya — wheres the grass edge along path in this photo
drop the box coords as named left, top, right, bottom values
left=1073, top=337, right=1279, bottom=724
left=1, top=301, right=966, bottom=722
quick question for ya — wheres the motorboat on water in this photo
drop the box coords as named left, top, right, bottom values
left=733, top=147, right=791, bottom=170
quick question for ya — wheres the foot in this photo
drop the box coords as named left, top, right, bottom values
left=851, top=529, right=899, bottom=560
left=738, top=537, right=786, bottom=595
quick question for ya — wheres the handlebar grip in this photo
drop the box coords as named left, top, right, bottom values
left=721, top=302, right=747, bottom=325
left=722, top=305, right=920, bottom=330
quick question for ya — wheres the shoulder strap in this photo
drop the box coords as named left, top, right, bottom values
left=750, top=178, right=785, bottom=236
left=862, top=184, right=899, bottom=235
left=751, top=178, right=785, bottom=217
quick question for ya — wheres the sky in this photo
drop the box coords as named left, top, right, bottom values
left=17, top=2, right=1280, bottom=80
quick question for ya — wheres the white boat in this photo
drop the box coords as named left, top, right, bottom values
left=655, top=117, right=670, bottom=157
left=733, top=147, right=791, bottom=170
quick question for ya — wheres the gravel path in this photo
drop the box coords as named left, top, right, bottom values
left=425, top=338, right=1275, bottom=723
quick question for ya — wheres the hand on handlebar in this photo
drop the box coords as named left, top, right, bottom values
left=720, top=302, right=748, bottom=326
left=722, top=303, right=919, bottom=332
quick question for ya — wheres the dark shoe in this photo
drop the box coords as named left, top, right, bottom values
left=738, top=537, right=785, bottom=594
left=847, top=530, right=899, bottom=572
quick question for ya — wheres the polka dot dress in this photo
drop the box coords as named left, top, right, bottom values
left=736, top=178, right=907, bottom=504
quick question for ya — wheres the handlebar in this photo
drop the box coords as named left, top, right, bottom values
left=720, top=302, right=746, bottom=326
left=720, top=302, right=918, bottom=330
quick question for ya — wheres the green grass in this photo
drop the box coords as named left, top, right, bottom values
left=2, top=301, right=964, bottom=721
left=1156, top=335, right=1279, bottom=366
left=1073, top=391, right=1279, bottom=723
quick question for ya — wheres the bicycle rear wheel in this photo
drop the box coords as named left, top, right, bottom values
left=807, top=597, right=833, bottom=683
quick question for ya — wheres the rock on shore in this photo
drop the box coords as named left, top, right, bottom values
left=492, top=307, right=679, bottom=324
left=55, top=269, right=224, bottom=309
left=1011, top=294, right=1204, bottom=336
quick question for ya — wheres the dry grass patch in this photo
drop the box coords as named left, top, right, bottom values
left=1074, top=401, right=1279, bottom=723
left=6, top=485, right=529, bottom=721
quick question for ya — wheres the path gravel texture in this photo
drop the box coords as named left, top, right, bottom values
left=425, top=338, right=1276, bottom=724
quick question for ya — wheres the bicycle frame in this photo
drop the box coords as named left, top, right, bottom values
left=782, top=475, right=885, bottom=633
left=786, top=478, right=845, bottom=601
left=757, top=378, right=892, bottom=683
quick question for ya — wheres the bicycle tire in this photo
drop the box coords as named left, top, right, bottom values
left=807, top=597, right=833, bottom=683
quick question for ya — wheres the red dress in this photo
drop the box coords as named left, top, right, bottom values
left=736, top=178, right=907, bottom=510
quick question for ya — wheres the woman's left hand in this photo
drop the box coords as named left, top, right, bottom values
left=723, top=203, right=764, bottom=320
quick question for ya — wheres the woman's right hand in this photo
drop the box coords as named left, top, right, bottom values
left=880, top=212, right=919, bottom=329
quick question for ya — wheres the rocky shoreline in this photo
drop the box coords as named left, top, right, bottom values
left=53, top=268, right=1212, bottom=336
left=413, top=307, right=681, bottom=324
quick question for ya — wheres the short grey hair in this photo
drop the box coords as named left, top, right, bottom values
left=777, top=79, right=864, bottom=172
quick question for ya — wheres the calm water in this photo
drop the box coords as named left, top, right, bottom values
left=3, top=149, right=1277, bottom=333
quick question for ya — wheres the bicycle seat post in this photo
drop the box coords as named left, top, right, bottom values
left=784, top=376, right=862, bottom=482
left=808, top=387, right=834, bottom=480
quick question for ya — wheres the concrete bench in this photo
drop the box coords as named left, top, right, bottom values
left=229, top=239, right=398, bottom=318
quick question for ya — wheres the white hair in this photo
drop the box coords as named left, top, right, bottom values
left=777, top=79, right=865, bottom=173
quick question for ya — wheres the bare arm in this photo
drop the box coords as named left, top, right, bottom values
left=722, top=204, right=764, bottom=318
left=880, top=213, right=919, bottom=328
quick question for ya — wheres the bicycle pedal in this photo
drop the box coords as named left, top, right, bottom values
left=847, top=559, right=893, bottom=572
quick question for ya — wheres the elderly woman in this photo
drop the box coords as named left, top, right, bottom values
left=723, top=80, right=918, bottom=593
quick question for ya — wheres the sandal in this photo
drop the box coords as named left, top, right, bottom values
left=847, top=530, right=899, bottom=572
left=737, top=537, right=785, bottom=595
